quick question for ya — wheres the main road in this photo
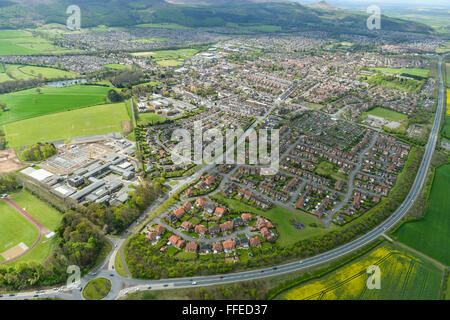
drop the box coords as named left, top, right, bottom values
left=2, top=55, right=446, bottom=300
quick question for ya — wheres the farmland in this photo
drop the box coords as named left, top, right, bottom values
left=3, top=102, right=130, bottom=147
left=0, top=30, right=73, bottom=56
left=363, top=107, right=409, bottom=122
left=394, top=163, right=450, bottom=266
left=280, top=242, right=443, bottom=300
left=0, top=85, right=111, bottom=125
left=0, top=64, right=77, bottom=83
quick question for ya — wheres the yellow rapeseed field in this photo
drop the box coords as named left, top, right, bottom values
left=281, top=244, right=441, bottom=300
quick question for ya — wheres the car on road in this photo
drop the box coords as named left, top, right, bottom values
left=219, top=276, right=224, bottom=279
left=33, top=295, right=39, bottom=298
left=299, top=261, right=303, bottom=264
left=9, top=294, right=15, bottom=297
left=110, top=274, right=114, bottom=277
left=147, top=286, right=152, bottom=290
left=192, top=281, right=197, bottom=285
left=163, top=284, right=168, bottom=287
left=260, top=270, right=265, bottom=273
left=273, top=267, right=278, bottom=270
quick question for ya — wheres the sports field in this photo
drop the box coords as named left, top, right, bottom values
left=280, top=242, right=443, bottom=300
left=0, top=30, right=72, bottom=56
left=0, top=191, right=61, bottom=264
left=0, top=85, right=111, bottom=125
left=7, top=191, right=61, bottom=264
left=3, top=102, right=130, bottom=147
left=0, top=64, right=77, bottom=83
left=394, top=163, right=450, bottom=265
left=364, top=107, right=408, bottom=122
left=0, top=200, right=38, bottom=262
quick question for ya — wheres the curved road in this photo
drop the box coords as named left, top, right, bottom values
left=1, top=54, right=446, bottom=300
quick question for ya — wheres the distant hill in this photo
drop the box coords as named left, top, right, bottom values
left=0, top=0, right=434, bottom=35
left=308, top=1, right=339, bottom=11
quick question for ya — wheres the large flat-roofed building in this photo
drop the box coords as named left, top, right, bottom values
left=68, top=175, right=85, bottom=188
left=70, top=179, right=105, bottom=202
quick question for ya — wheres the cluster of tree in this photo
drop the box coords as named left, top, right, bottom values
left=107, top=89, right=124, bottom=103
left=0, top=128, right=6, bottom=150
left=20, top=143, right=56, bottom=162
left=110, top=69, right=147, bottom=89
left=0, top=174, right=19, bottom=194
left=75, top=179, right=163, bottom=235
left=0, top=78, right=47, bottom=94
left=194, top=86, right=217, bottom=98
left=125, top=148, right=423, bottom=280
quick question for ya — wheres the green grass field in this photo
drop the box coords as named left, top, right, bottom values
left=370, top=67, right=430, bottom=78
left=131, top=48, right=199, bottom=67
left=394, top=163, right=450, bottom=266
left=0, top=200, right=38, bottom=263
left=212, top=194, right=336, bottom=247
left=0, top=85, right=111, bottom=125
left=8, top=191, right=61, bottom=265
left=280, top=242, right=443, bottom=300
left=0, top=64, right=78, bottom=83
left=82, top=278, right=111, bottom=300
left=0, top=191, right=61, bottom=264
left=137, top=112, right=167, bottom=125
left=315, top=161, right=346, bottom=181
left=0, top=30, right=73, bottom=56
left=364, top=107, right=408, bottom=122
left=3, top=102, right=130, bottom=147
left=103, top=64, right=131, bottom=70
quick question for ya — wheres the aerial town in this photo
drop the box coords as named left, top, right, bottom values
left=0, top=0, right=448, bottom=304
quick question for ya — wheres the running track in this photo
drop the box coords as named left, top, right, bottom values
left=0, top=197, right=47, bottom=265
